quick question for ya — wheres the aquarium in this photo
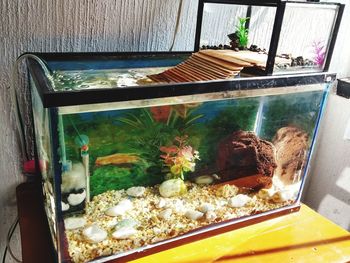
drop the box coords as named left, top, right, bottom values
left=195, top=0, right=344, bottom=75
left=27, top=52, right=335, bottom=263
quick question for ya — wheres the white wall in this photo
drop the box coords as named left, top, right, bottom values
left=0, top=0, right=350, bottom=261
left=304, top=94, right=350, bottom=230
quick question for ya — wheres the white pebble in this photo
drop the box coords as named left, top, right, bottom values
left=159, top=179, right=186, bottom=198
left=185, top=210, right=204, bottom=220
left=159, top=209, right=172, bottom=220
left=83, top=224, right=107, bottom=243
left=112, top=226, right=137, bottom=239
left=229, top=194, right=252, bottom=208
left=258, top=188, right=275, bottom=200
left=153, top=227, right=161, bottom=235
left=172, top=200, right=186, bottom=214
left=64, top=217, right=86, bottom=230
left=156, top=198, right=167, bottom=209
left=198, top=203, right=214, bottom=213
left=105, top=199, right=133, bottom=217
left=61, top=201, right=70, bottom=211
left=194, top=175, right=214, bottom=185
left=115, top=218, right=139, bottom=229
left=126, top=186, right=145, bottom=197
left=272, top=190, right=294, bottom=203
left=205, top=211, right=217, bottom=222
left=67, top=190, right=86, bottom=206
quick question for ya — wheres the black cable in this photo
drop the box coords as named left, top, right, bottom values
left=2, top=217, right=19, bottom=263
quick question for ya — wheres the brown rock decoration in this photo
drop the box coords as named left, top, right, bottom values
left=216, top=131, right=277, bottom=190
left=273, top=127, right=308, bottom=185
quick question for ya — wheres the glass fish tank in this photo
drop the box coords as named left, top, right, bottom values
left=196, top=0, right=344, bottom=75
left=27, top=52, right=335, bottom=263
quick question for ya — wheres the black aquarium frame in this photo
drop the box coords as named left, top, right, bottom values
left=27, top=54, right=336, bottom=108
left=194, top=0, right=344, bottom=75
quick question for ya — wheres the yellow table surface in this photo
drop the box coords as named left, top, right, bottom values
left=131, top=204, right=350, bottom=263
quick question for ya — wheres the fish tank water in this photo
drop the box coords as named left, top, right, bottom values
left=27, top=53, right=335, bottom=263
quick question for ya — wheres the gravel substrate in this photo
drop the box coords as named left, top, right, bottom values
left=65, top=183, right=291, bottom=263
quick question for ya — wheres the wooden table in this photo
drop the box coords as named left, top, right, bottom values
left=17, top=182, right=350, bottom=263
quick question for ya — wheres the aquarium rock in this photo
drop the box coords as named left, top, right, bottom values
left=229, top=194, right=252, bottom=208
left=199, top=203, right=214, bottom=213
left=273, top=127, right=308, bottom=185
left=205, top=210, right=217, bottom=222
left=194, top=175, right=214, bottom=185
left=159, top=208, right=172, bottom=220
left=126, top=186, right=146, bottom=197
left=67, top=190, right=86, bottom=206
left=258, top=188, right=276, bottom=200
left=115, top=219, right=139, bottom=229
left=64, top=217, right=86, bottom=230
left=61, top=163, right=86, bottom=193
left=172, top=199, right=187, bottom=214
left=185, top=210, right=204, bottom=220
left=61, top=201, right=70, bottom=211
left=215, top=184, right=239, bottom=198
left=82, top=224, right=107, bottom=243
left=272, top=189, right=295, bottom=203
left=105, top=199, right=133, bottom=217
left=217, top=131, right=277, bottom=190
left=156, top=198, right=167, bottom=209
left=159, top=179, right=187, bottom=198
left=112, top=226, right=137, bottom=239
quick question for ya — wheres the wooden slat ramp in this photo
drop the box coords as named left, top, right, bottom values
left=148, top=50, right=272, bottom=83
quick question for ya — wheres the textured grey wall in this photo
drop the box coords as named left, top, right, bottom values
left=1, top=0, right=350, bottom=261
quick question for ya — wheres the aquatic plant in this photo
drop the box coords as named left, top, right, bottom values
left=160, top=136, right=200, bottom=180
left=235, top=17, right=249, bottom=49
left=312, top=41, right=326, bottom=68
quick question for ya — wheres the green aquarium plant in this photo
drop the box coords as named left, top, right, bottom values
left=235, top=17, right=249, bottom=49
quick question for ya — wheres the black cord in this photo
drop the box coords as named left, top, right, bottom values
left=2, top=217, right=19, bottom=263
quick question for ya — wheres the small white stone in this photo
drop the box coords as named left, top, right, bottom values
left=126, top=186, right=146, bottom=197
left=115, top=218, right=139, bottom=229
left=258, top=188, right=275, bottom=200
left=272, top=190, right=294, bottom=203
left=153, top=227, right=161, bottom=235
left=198, top=203, right=214, bottom=213
left=67, top=190, right=86, bottom=206
left=64, top=217, right=86, bottom=230
left=156, top=198, right=167, bottom=209
left=205, top=211, right=217, bottom=222
left=159, top=209, right=172, bottom=220
left=229, top=194, right=252, bottom=208
left=61, top=201, right=70, bottom=211
left=172, top=200, right=187, bottom=214
left=105, top=199, right=133, bottom=217
left=185, top=210, right=204, bottom=220
left=83, top=224, right=107, bottom=243
left=194, top=175, right=214, bottom=185
left=112, top=226, right=137, bottom=239
left=159, top=179, right=186, bottom=198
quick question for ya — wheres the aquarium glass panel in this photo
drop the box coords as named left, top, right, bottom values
left=275, top=3, right=339, bottom=74
left=248, top=6, right=276, bottom=53
left=47, top=54, right=190, bottom=91
left=200, top=3, right=248, bottom=48
left=30, top=78, right=58, bottom=250
left=57, top=82, right=328, bottom=263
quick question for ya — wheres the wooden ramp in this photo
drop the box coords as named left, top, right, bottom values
left=148, top=50, right=286, bottom=83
